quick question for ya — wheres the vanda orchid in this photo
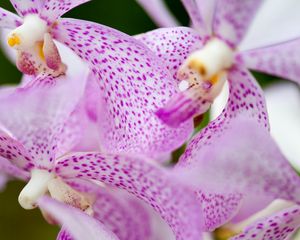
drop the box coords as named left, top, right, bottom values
left=136, top=0, right=300, bottom=127
left=0, top=0, right=193, bottom=158
left=0, top=49, right=204, bottom=239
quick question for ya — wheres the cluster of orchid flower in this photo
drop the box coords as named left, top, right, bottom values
left=0, top=0, right=300, bottom=239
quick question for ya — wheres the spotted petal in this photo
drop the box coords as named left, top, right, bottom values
left=55, top=153, right=203, bottom=240
left=10, top=0, right=43, bottom=16
left=136, top=0, right=179, bottom=27
left=212, top=0, right=263, bottom=47
left=38, top=196, right=119, bottom=240
left=180, top=66, right=268, bottom=164
left=136, top=27, right=204, bottom=82
left=0, top=7, right=22, bottom=29
left=53, top=19, right=193, bottom=156
left=40, top=0, right=91, bottom=24
left=239, top=38, right=300, bottom=84
left=179, top=116, right=300, bottom=208
left=181, top=0, right=207, bottom=35
left=195, top=0, right=217, bottom=34
left=231, top=205, right=300, bottom=240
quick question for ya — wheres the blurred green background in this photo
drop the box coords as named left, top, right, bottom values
left=0, top=0, right=280, bottom=239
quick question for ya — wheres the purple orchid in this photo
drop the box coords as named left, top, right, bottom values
left=136, top=0, right=300, bottom=127
left=0, top=0, right=193, bottom=157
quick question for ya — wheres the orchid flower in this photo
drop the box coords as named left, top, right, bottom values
left=0, top=51, right=204, bottom=240
left=0, top=0, right=193, bottom=157
left=137, top=0, right=300, bottom=127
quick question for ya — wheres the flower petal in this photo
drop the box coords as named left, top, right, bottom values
left=0, top=155, right=29, bottom=180
left=181, top=0, right=207, bottom=35
left=195, top=0, right=217, bottom=34
left=38, top=196, right=119, bottom=240
left=53, top=19, right=193, bottom=156
left=212, top=0, right=263, bottom=47
left=264, top=83, right=300, bottom=171
left=65, top=178, right=154, bottom=240
left=0, top=45, right=88, bottom=169
left=136, top=27, right=204, bottom=82
left=10, top=0, right=43, bottom=16
left=179, top=116, right=300, bottom=207
left=181, top=67, right=268, bottom=164
left=57, top=229, right=73, bottom=240
left=0, top=7, right=22, bottom=29
left=239, top=38, right=300, bottom=84
left=136, top=0, right=179, bottom=27
left=0, top=172, right=8, bottom=191
left=40, top=0, right=91, bottom=23
left=231, top=205, right=300, bottom=240
left=0, top=128, right=33, bottom=171
left=55, top=152, right=203, bottom=240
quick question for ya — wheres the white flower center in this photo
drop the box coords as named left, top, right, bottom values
left=179, top=38, right=235, bottom=100
left=7, top=15, right=48, bottom=50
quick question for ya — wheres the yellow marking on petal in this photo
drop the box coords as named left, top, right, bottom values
left=188, top=59, right=207, bottom=76
left=7, top=34, right=21, bottom=47
left=210, top=73, right=219, bottom=85
left=36, top=41, right=45, bottom=61
left=214, top=227, right=239, bottom=240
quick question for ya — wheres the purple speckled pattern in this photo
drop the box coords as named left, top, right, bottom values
left=180, top=117, right=300, bottom=206
left=239, top=38, right=300, bottom=84
left=0, top=129, right=34, bottom=171
left=0, top=7, right=22, bottom=28
left=181, top=0, right=207, bottom=35
left=40, top=0, right=91, bottom=24
left=0, top=156, right=29, bottom=180
left=180, top=67, right=268, bottom=164
left=38, top=197, right=119, bottom=240
left=55, top=152, right=203, bottom=240
left=53, top=19, right=193, bottom=156
left=65, top=178, right=153, bottom=240
left=197, top=190, right=242, bottom=231
left=231, top=206, right=300, bottom=240
left=212, top=0, right=263, bottom=47
left=10, top=0, right=43, bottom=16
left=136, top=27, right=204, bottom=82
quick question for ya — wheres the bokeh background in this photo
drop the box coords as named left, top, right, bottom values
left=0, top=0, right=281, bottom=239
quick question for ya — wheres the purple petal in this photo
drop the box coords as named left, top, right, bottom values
left=136, top=27, right=204, bottom=82
left=38, top=196, right=119, bottom=240
left=0, top=7, right=22, bottom=28
left=0, top=155, right=29, bottom=180
left=178, top=116, right=300, bottom=207
left=0, top=128, right=34, bottom=171
left=231, top=205, right=300, bottom=240
left=65, top=178, right=153, bottom=240
left=0, top=172, right=8, bottom=191
left=57, top=229, right=73, bottom=240
left=55, top=153, right=203, bottom=240
left=53, top=19, right=193, bottom=156
left=195, top=0, right=217, bottom=34
left=181, top=67, right=268, bottom=164
left=156, top=89, right=211, bottom=128
left=198, top=190, right=242, bottom=231
left=40, top=0, right=91, bottom=24
left=10, top=0, right=43, bottom=16
left=136, top=0, right=179, bottom=27
left=181, top=0, right=207, bottom=35
left=212, top=0, right=263, bottom=47
left=239, top=38, right=300, bottom=84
